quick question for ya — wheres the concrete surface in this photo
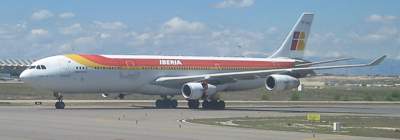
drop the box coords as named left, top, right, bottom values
left=0, top=102, right=399, bottom=140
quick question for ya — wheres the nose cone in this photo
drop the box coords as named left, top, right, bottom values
left=20, top=68, right=53, bottom=90
left=19, top=70, right=33, bottom=84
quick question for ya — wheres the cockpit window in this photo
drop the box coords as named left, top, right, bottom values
left=28, top=65, right=47, bottom=70
left=40, top=65, right=46, bottom=69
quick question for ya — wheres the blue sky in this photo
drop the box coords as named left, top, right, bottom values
left=0, top=0, right=399, bottom=59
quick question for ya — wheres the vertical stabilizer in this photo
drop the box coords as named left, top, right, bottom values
left=270, top=13, right=314, bottom=59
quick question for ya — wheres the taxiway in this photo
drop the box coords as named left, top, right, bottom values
left=0, top=101, right=398, bottom=140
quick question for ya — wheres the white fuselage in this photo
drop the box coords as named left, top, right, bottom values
left=19, top=54, right=295, bottom=96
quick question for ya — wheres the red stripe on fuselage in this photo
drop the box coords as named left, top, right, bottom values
left=78, top=54, right=294, bottom=69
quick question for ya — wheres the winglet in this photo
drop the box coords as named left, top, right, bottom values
left=368, top=55, right=386, bottom=66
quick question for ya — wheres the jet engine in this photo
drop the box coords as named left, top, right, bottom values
left=181, top=82, right=217, bottom=100
left=265, top=74, right=300, bottom=92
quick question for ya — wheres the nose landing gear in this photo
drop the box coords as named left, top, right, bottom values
left=117, top=94, right=125, bottom=100
left=53, top=92, right=65, bottom=109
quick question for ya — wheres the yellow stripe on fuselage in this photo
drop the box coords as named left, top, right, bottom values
left=65, top=54, right=105, bottom=67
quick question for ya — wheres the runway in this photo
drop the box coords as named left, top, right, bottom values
left=0, top=102, right=399, bottom=140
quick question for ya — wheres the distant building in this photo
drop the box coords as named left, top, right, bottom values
left=0, top=59, right=34, bottom=78
left=0, top=73, right=11, bottom=80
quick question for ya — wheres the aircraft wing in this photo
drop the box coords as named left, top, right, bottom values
left=295, top=57, right=353, bottom=67
left=154, top=55, right=386, bottom=88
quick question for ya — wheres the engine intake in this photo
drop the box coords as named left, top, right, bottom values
left=265, top=74, right=300, bottom=92
left=181, top=82, right=217, bottom=100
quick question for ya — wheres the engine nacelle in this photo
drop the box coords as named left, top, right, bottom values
left=265, top=74, right=300, bottom=92
left=181, top=82, right=217, bottom=100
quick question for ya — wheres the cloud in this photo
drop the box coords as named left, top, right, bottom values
left=310, top=32, right=343, bottom=45
left=240, top=51, right=269, bottom=57
left=209, top=29, right=265, bottom=56
left=127, top=17, right=267, bottom=56
left=266, top=27, right=278, bottom=34
left=0, top=23, right=27, bottom=40
left=133, top=32, right=159, bottom=45
left=60, top=23, right=82, bottom=35
left=31, top=9, right=54, bottom=20
left=59, top=12, right=75, bottom=19
left=397, top=34, right=400, bottom=44
left=306, top=13, right=400, bottom=59
left=73, top=36, right=96, bottom=46
left=30, top=29, right=49, bottom=37
left=162, top=17, right=206, bottom=34
left=350, top=26, right=398, bottom=42
left=305, top=50, right=344, bottom=58
left=0, top=11, right=274, bottom=58
left=366, top=14, right=397, bottom=23
left=213, top=0, right=254, bottom=8
left=93, top=21, right=127, bottom=30
left=99, top=33, right=111, bottom=39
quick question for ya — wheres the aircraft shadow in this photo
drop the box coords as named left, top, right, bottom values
left=45, top=105, right=375, bottom=114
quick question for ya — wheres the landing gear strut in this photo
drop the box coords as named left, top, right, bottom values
left=53, top=92, right=65, bottom=109
left=155, top=95, right=178, bottom=109
left=116, top=94, right=125, bottom=100
left=202, top=100, right=225, bottom=110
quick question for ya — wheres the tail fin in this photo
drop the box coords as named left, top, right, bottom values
left=270, top=13, right=314, bottom=59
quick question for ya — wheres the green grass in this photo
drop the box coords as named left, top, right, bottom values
left=0, top=83, right=159, bottom=100
left=219, top=86, right=400, bottom=101
left=190, top=115, right=400, bottom=139
left=0, top=83, right=52, bottom=99
left=290, top=87, right=400, bottom=101
left=0, top=82, right=399, bottom=101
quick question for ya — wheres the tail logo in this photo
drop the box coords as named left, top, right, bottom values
left=290, top=31, right=306, bottom=51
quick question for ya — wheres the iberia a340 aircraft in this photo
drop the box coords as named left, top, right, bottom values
left=19, top=13, right=386, bottom=109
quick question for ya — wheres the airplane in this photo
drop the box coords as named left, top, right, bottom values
left=19, top=13, right=386, bottom=109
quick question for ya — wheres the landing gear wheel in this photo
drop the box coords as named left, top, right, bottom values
left=202, top=100, right=225, bottom=110
left=155, top=99, right=163, bottom=108
left=202, top=100, right=209, bottom=109
left=216, top=100, right=225, bottom=110
left=55, top=102, right=65, bottom=109
left=187, top=100, right=200, bottom=109
left=53, top=92, right=65, bottom=109
left=171, top=99, right=178, bottom=108
left=155, top=96, right=178, bottom=109
left=117, top=94, right=125, bottom=100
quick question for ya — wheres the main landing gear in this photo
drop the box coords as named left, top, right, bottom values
left=155, top=95, right=178, bottom=109
left=187, top=100, right=200, bottom=109
left=53, top=92, right=65, bottom=109
left=187, top=99, right=225, bottom=110
left=202, top=100, right=225, bottom=110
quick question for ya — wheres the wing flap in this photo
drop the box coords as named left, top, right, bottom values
left=295, top=57, right=353, bottom=67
